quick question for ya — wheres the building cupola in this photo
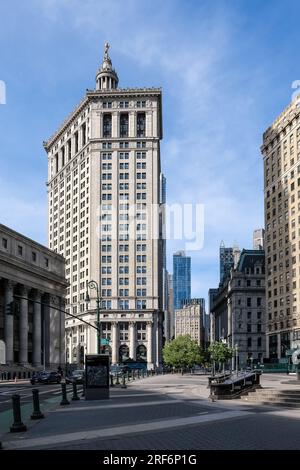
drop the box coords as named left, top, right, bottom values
left=96, top=42, right=119, bottom=91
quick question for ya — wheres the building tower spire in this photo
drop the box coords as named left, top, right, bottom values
left=96, top=42, right=119, bottom=91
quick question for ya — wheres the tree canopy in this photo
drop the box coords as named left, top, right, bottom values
left=208, top=341, right=234, bottom=364
left=163, top=335, right=203, bottom=369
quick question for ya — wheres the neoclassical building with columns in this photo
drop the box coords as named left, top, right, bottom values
left=44, top=43, right=165, bottom=369
left=0, top=223, right=67, bottom=371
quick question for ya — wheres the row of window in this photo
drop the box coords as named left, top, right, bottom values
left=102, top=141, right=147, bottom=149
left=101, top=277, right=147, bottom=285
left=101, top=255, right=147, bottom=263
left=102, top=100, right=147, bottom=109
left=1, top=238, right=49, bottom=267
left=102, top=162, right=146, bottom=169
left=103, top=112, right=146, bottom=139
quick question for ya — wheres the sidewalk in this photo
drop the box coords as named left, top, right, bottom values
left=2, top=373, right=299, bottom=450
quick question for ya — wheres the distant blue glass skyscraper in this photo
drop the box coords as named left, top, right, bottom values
left=173, top=251, right=191, bottom=310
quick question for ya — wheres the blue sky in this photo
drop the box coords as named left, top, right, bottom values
left=1, top=0, right=300, bottom=302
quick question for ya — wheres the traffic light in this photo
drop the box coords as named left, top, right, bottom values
left=5, top=301, right=17, bottom=316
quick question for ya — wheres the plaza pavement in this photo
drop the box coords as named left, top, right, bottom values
left=1, top=373, right=300, bottom=450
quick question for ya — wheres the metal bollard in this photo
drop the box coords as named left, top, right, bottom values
left=81, top=380, right=85, bottom=397
left=121, top=374, right=127, bottom=389
left=72, top=382, right=80, bottom=401
left=142, top=369, right=145, bottom=378
left=132, top=370, right=135, bottom=381
left=110, top=374, right=114, bottom=387
left=10, top=394, right=27, bottom=432
left=137, top=369, right=140, bottom=379
left=60, top=382, right=70, bottom=406
left=31, top=389, right=44, bottom=420
left=116, top=374, right=120, bottom=386
left=127, top=371, right=130, bottom=382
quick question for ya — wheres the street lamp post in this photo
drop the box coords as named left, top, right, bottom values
left=235, top=343, right=239, bottom=377
left=85, top=280, right=101, bottom=355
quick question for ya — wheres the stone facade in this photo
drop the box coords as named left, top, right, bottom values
left=0, top=223, right=66, bottom=371
left=44, top=44, right=164, bottom=369
left=261, top=94, right=300, bottom=357
left=210, top=250, right=266, bottom=367
left=175, top=299, right=205, bottom=347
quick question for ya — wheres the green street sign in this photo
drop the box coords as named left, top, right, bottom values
left=101, top=338, right=110, bottom=346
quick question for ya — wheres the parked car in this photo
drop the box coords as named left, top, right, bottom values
left=30, top=371, right=45, bottom=385
left=65, top=369, right=85, bottom=384
left=39, top=371, right=62, bottom=384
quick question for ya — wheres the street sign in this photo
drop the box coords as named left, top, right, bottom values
left=101, top=338, right=110, bottom=346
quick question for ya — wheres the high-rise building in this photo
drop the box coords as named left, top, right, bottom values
left=210, top=249, right=266, bottom=367
left=261, top=94, right=300, bottom=358
left=253, top=228, right=265, bottom=250
left=175, top=298, right=205, bottom=347
left=166, top=273, right=174, bottom=341
left=219, top=241, right=234, bottom=284
left=173, top=251, right=191, bottom=310
left=44, top=44, right=164, bottom=369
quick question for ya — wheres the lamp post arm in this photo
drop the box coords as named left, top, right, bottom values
left=13, top=295, right=100, bottom=334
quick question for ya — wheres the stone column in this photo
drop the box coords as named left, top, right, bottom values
left=277, top=333, right=281, bottom=359
left=156, top=316, right=162, bottom=367
left=32, top=291, right=42, bottom=367
left=4, top=280, right=15, bottom=364
left=147, top=321, right=153, bottom=370
left=19, top=286, right=29, bottom=365
left=112, top=111, right=118, bottom=138
left=111, top=322, right=118, bottom=364
left=265, top=334, right=270, bottom=359
left=129, top=322, right=136, bottom=360
left=129, top=111, right=136, bottom=138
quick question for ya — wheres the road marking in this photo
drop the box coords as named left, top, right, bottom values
left=52, top=399, right=183, bottom=412
left=3, top=409, right=251, bottom=449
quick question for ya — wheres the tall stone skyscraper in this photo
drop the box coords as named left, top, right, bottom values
left=261, top=95, right=300, bottom=359
left=44, top=44, right=164, bottom=369
left=261, top=94, right=300, bottom=358
left=219, top=241, right=234, bottom=284
left=253, top=228, right=265, bottom=250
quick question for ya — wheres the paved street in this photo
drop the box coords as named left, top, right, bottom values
left=1, top=373, right=300, bottom=450
left=0, top=381, right=79, bottom=435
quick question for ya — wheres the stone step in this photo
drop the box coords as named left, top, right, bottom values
left=259, top=401, right=300, bottom=408
left=242, top=396, right=300, bottom=403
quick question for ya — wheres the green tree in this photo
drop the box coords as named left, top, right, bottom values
left=163, top=335, right=204, bottom=370
left=208, top=341, right=234, bottom=373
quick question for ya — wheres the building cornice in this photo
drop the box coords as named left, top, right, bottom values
left=43, top=96, right=89, bottom=151
left=43, top=87, right=163, bottom=151
left=0, top=223, right=65, bottom=262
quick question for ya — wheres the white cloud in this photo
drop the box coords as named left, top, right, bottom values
left=2, top=1, right=266, bottom=302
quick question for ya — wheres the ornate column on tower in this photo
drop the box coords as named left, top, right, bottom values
left=147, top=321, right=153, bottom=370
left=129, top=321, right=136, bottom=360
left=111, top=321, right=118, bottom=364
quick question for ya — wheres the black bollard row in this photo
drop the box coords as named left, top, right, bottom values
left=110, top=374, right=114, bottom=387
left=121, top=374, right=127, bottom=389
left=81, top=380, right=85, bottom=397
left=60, top=382, right=70, bottom=406
left=31, top=389, right=44, bottom=420
left=72, top=381, right=80, bottom=401
left=10, top=394, right=27, bottom=432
